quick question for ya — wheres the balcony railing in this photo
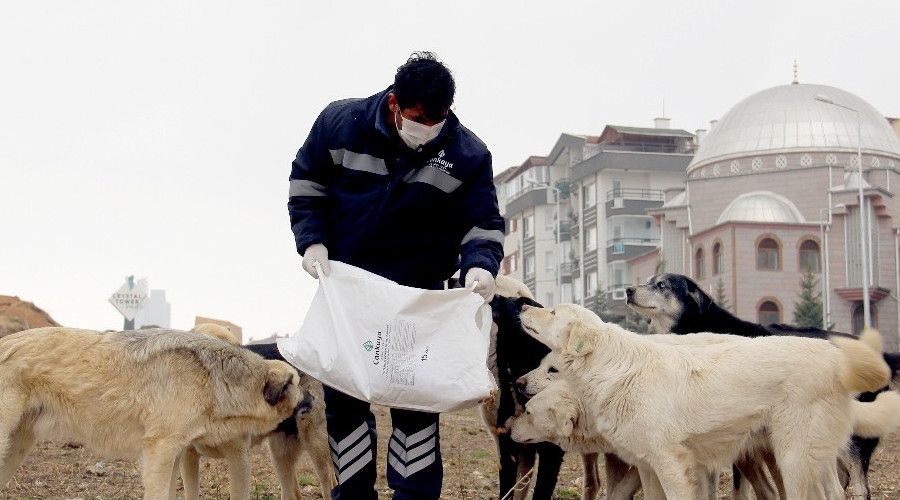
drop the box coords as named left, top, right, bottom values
left=607, top=237, right=660, bottom=247
left=606, top=188, right=665, bottom=202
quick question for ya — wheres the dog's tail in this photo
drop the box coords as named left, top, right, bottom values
left=833, top=328, right=891, bottom=393
left=852, top=390, right=900, bottom=438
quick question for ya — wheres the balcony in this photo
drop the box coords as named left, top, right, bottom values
left=553, top=221, right=572, bottom=241
left=606, top=237, right=660, bottom=262
left=558, top=260, right=579, bottom=281
left=606, top=188, right=666, bottom=217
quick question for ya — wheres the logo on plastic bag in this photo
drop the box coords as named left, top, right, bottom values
left=363, top=340, right=374, bottom=351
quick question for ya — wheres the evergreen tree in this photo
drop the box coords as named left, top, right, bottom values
left=714, top=278, right=730, bottom=312
left=592, top=282, right=611, bottom=320
left=793, top=270, right=824, bottom=328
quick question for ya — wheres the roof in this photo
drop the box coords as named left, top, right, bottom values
left=493, top=156, right=548, bottom=184
left=689, top=83, right=900, bottom=172
left=604, top=125, right=695, bottom=139
left=716, top=191, right=806, bottom=225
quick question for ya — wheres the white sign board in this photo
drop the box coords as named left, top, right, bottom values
left=108, top=278, right=149, bottom=321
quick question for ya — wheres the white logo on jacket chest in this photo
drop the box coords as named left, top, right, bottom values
left=426, top=150, right=454, bottom=173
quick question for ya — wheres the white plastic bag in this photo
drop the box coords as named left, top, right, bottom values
left=277, top=261, right=495, bottom=413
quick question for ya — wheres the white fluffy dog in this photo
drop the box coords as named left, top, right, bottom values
left=518, top=303, right=890, bottom=499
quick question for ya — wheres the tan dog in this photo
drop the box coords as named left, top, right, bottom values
left=185, top=324, right=335, bottom=500
left=519, top=303, right=890, bottom=499
left=191, top=322, right=238, bottom=344
left=0, top=327, right=303, bottom=500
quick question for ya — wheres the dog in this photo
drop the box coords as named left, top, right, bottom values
left=513, top=332, right=762, bottom=500
left=509, top=379, right=645, bottom=500
left=627, top=273, right=900, bottom=498
left=474, top=275, right=568, bottom=500
left=182, top=324, right=335, bottom=500
left=519, top=302, right=890, bottom=499
left=0, top=327, right=306, bottom=500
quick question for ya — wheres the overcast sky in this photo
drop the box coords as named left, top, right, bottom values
left=2, top=1, right=898, bottom=339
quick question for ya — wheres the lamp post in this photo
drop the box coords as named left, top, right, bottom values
left=815, top=94, right=869, bottom=328
left=527, top=180, right=562, bottom=305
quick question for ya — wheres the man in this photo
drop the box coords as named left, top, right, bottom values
left=287, top=52, right=504, bottom=499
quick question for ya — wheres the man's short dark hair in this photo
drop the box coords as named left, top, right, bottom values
left=394, top=51, right=455, bottom=121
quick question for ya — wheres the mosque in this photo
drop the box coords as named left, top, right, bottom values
left=631, top=76, right=900, bottom=350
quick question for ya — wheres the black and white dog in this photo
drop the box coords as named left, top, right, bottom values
left=627, top=273, right=900, bottom=499
left=489, top=294, right=568, bottom=500
left=448, top=276, right=578, bottom=500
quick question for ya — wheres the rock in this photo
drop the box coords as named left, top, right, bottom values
left=86, top=462, right=106, bottom=476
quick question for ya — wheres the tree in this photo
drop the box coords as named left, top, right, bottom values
left=592, top=282, right=612, bottom=321
left=793, top=270, right=824, bottom=328
left=714, top=278, right=730, bottom=312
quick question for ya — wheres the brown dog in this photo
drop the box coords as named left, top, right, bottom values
left=0, top=327, right=303, bottom=500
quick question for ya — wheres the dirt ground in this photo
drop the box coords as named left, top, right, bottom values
left=6, top=405, right=899, bottom=499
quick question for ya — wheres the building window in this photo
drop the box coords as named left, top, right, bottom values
left=583, top=183, right=596, bottom=208
left=757, top=237, right=780, bottom=271
left=509, top=253, right=519, bottom=273
left=523, top=214, right=534, bottom=238
left=586, top=271, right=598, bottom=296
left=694, top=247, right=705, bottom=280
left=545, top=206, right=555, bottom=230
left=851, top=303, right=878, bottom=336
left=562, top=240, right=573, bottom=263
left=561, top=283, right=573, bottom=302
left=758, top=300, right=781, bottom=325
left=509, top=218, right=518, bottom=233
left=585, top=226, right=597, bottom=252
left=712, top=242, right=723, bottom=275
left=524, top=254, right=535, bottom=278
left=545, top=251, right=554, bottom=272
left=546, top=293, right=554, bottom=307
left=799, top=239, right=821, bottom=273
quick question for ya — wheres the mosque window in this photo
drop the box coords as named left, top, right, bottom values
left=757, top=238, right=780, bottom=271
left=712, top=242, right=723, bottom=275
left=694, top=247, right=705, bottom=280
left=799, top=240, right=821, bottom=273
left=758, top=300, right=781, bottom=325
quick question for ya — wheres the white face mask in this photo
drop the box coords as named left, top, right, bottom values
left=395, top=109, right=445, bottom=149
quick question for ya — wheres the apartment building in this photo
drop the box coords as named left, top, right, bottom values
left=495, top=121, right=695, bottom=311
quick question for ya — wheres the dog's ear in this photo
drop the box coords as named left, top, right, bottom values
left=551, top=405, right=576, bottom=437
left=687, top=280, right=714, bottom=314
left=264, top=363, right=297, bottom=406
left=564, top=322, right=594, bottom=356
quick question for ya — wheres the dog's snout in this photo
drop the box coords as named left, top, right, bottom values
left=626, top=287, right=635, bottom=298
left=521, top=304, right=532, bottom=312
left=515, top=376, right=526, bottom=388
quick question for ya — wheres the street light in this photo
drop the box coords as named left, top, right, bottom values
left=526, top=180, right=562, bottom=305
left=815, top=94, right=870, bottom=328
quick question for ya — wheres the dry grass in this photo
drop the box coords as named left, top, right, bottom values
left=5, top=405, right=900, bottom=499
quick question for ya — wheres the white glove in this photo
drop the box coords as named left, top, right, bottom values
left=302, top=244, right=331, bottom=279
left=465, top=267, right=496, bottom=303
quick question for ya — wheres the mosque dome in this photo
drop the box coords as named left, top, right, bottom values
left=717, top=191, right=806, bottom=225
left=688, top=83, right=900, bottom=174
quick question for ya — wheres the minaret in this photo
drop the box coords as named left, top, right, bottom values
left=792, top=60, right=799, bottom=85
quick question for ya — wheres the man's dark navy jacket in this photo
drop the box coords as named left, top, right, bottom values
left=288, top=87, right=505, bottom=289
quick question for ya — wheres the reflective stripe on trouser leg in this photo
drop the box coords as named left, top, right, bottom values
left=323, top=386, right=378, bottom=500
left=387, top=407, right=442, bottom=500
